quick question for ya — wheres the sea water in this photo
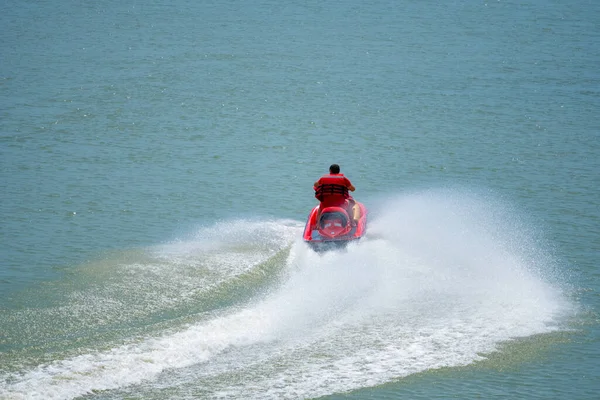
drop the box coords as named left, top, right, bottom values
left=1, top=0, right=599, bottom=399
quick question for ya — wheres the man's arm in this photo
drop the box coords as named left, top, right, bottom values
left=346, top=178, right=355, bottom=192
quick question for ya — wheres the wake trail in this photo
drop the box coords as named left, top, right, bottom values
left=0, top=190, right=573, bottom=400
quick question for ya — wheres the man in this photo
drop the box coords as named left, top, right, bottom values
left=313, top=164, right=356, bottom=210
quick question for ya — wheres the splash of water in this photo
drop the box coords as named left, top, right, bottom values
left=0, top=191, right=572, bottom=400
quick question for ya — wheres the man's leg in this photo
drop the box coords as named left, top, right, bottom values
left=346, top=197, right=356, bottom=225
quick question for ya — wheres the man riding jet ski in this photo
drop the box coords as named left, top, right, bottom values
left=303, top=164, right=367, bottom=251
left=313, top=163, right=356, bottom=218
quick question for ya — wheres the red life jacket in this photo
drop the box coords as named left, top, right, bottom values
left=314, top=174, right=351, bottom=206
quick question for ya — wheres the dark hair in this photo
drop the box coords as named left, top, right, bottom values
left=329, top=164, right=340, bottom=174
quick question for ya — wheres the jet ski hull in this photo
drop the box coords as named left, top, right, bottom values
left=302, top=202, right=367, bottom=252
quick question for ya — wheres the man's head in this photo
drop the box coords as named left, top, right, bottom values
left=329, top=164, right=340, bottom=174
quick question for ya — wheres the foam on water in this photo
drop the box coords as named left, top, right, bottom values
left=0, top=191, right=572, bottom=399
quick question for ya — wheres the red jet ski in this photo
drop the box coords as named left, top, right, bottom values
left=302, top=201, right=367, bottom=252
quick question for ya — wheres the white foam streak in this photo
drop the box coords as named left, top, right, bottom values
left=3, top=308, right=274, bottom=400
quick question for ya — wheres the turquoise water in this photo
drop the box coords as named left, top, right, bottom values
left=1, top=0, right=599, bottom=398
